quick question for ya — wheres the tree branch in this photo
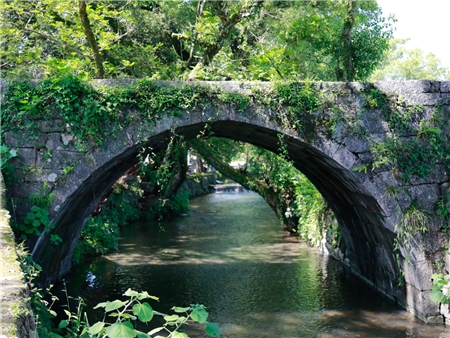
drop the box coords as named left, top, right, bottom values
left=10, top=22, right=92, bottom=61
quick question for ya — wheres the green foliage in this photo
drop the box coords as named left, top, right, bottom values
left=72, top=180, right=142, bottom=265
left=1, top=0, right=393, bottom=82
left=68, top=289, right=221, bottom=338
left=19, top=248, right=220, bottom=338
left=0, top=143, right=18, bottom=169
left=261, top=81, right=321, bottom=132
left=370, top=39, right=450, bottom=81
left=394, top=202, right=428, bottom=267
left=431, top=274, right=450, bottom=304
left=0, top=143, right=18, bottom=185
left=143, top=191, right=191, bottom=223
left=16, top=206, right=51, bottom=240
left=217, top=92, right=250, bottom=113
left=363, top=88, right=449, bottom=181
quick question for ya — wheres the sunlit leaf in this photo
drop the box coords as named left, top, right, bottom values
left=132, top=302, right=154, bottom=322
left=190, top=305, right=208, bottom=324
left=172, top=306, right=190, bottom=313
left=88, top=321, right=105, bottom=335
left=163, top=314, right=179, bottom=322
left=148, top=327, right=164, bottom=335
left=431, top=289, right=445, bottom=303
left=105, top=322, right=136, bottom=338
left=137, top=291, right=159, bottom=301
left=171, top=332, right=189, bottom=338
left=94, top=301, right=107, bottom=309
left=124, top=288, right=139, bottom=297
left=105, top=299, right=127, bottom=312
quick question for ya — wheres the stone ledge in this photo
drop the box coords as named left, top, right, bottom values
left=0, top=174, right=37, bottom=338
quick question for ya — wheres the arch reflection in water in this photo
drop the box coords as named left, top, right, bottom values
left=68, top=192, right=450, bottom=338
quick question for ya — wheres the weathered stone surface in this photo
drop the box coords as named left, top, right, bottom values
left=409, top=165, right=449, bottom=185
left=39, top=119, right=65, bottom=133
left=441, top=82, right=450, bottom=93
left=403, top=256, right=433, bottom=290
left=61, top=133, right=74, bottom=146
left=374, top=80, right=431, bottom=95
left=333, top=146, right=357, bottom=170
left=406, top=285, right=441, bottom=322
left=409, top=183, right=440, bottom=211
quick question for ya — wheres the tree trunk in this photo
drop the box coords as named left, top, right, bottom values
left=79, top=0, right=105, bottom=79
left=337, top=0, right=357, bottom=81
left=187, top=1, right=262, bottom=80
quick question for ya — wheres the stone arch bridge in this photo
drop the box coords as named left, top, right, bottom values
left=2, top=79, right=450, bottom=323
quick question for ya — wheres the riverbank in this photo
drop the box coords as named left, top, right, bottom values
left=177, top=172, right=218, bottom=198
left=0, top=174, right=36, bottom=337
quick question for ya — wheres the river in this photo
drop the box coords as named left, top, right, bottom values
left=67, top=191, right=450, bottom=337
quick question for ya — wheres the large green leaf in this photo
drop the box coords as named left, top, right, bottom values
left=132, top=302, right=154, bottom=323
left=105, top=322, right=137, bottom=338
left=124, top=288, right=139, bottom=297
left=205, top=322, right=221, bottom=337
left=171, top=332, right=188, bottom=338
left=105, top=299, right=127, bottom=312
left=88, top=321, right=105, bottom=335
left=190, top=305, right=208, bottom=324
left=431, top=289, right=445, bottom=303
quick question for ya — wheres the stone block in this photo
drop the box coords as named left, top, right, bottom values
left=403, top=254, right=433, bottom=290
left=430, top=81, right=441, bottom=93
left=442, top=82, right=450, bottom=93
left=5, top=131, right=47, bottom=148
left=343, top=133, right=370, bottom=153
left=17, top=148, right=37, bottom=167
left=39, top=119, right=65, bottom=132
left=409, top=165, right=449, bottom=185
left=314, top=138, right=340, bottom=159
left=406, top=284, right=440, bottom=320
left=45, top=133, right=63, bottom=150
left=374, top=80, right=431, bottom=95
left=24, top=169, right=62, bottom=183
left=401, top=93, right=450, bottom=106
left=409, top=183, right=440, bottom=211
left=362, top=175, right=399, bottom=218
left=361, top=109, right=390, bottom=134
left=333, top=146, right=357, bottom=170
left=42, top=150, right=84, bottom=170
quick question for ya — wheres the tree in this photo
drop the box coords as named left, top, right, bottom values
left=370, top=39, right=450, bottom=81
left=1, top=0, right=394, bottom=81
left=0, top=0, right=164, bottom=79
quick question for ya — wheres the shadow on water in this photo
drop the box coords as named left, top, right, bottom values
left=64, top=192, right=450, bottom=338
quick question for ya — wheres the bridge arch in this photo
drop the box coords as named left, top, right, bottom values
left=3, top=79, right=449, bottom=322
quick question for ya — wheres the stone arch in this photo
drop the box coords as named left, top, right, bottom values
left=30, top=118, right=402, bottom=306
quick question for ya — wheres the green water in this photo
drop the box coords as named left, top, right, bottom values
left=68, top=192, right=450, bottom=337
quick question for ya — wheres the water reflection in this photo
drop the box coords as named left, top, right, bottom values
left=68, top=192, right=450, bottom=338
